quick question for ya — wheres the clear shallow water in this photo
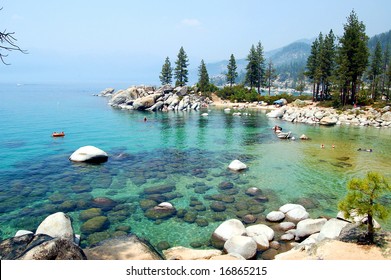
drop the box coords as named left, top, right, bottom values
left=0, top=83, right=390, bottom=252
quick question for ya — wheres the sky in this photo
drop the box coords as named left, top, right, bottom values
left=1, top=0, right=390, bottom=85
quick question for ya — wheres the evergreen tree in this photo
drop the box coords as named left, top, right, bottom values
left=245, top=44, right=258, bottom=90
left=226, top=54, right=238, bottom=87
left=295, top=70, right=306, bottom=95
left=320, top=30, right=336, bottom=99
left=245, top=41, right=265, bottom=93
left=159, top=57, right=173, bottom=85
left=198, top=59, right=210, bottom=92
left=368, top=41, right=383, bottom=101
left=306, top=36, right=321, bottom=101
left=174, top=46, right=189, bottom=87
left=381, top=44, right=390, bottom=99
left=338, top=172, right=391, bottom=243
left=265, top=60, right=277, bottom=96
left=255, top=41, right=266, bottom=94
left=336, top=10, right=369, bottom=105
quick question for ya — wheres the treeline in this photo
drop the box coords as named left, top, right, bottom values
left=159, top=41, right=278, bottom=102
left=306, top=11, right=391, bottom=106
left=159, top=10, right=391, bottom=106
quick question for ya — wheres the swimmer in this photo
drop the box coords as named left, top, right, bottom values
left=321, top=144, right=324, bottom=149
left=332, top=144, right=335, bottom=149
left=144, top=117, right=147, bottom=122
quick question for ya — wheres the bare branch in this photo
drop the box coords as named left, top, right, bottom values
left=0, top=8, right=27, bottom=64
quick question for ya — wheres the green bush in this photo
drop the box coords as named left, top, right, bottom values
left=216, top=85, right=261, bottom=102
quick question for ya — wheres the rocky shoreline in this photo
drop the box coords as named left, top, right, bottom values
left=97, top=85, right=212, bottom=111
left=1, top=202, right=389, bottom=260
left=97, top=86, right=391, bottom=128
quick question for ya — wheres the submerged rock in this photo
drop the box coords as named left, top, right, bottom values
left=69, top=146, right=108, bottom=163
left=80, top=216, right=110, bottom=234
left=228, top=160, right=247, bottom=171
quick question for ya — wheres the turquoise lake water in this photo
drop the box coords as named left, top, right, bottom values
left=0, top=83, right=390, bottom=253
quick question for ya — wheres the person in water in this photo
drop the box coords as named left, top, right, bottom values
left=144, top=117, right=147, bottom=122
left=357, top=148, right=373, bottom=152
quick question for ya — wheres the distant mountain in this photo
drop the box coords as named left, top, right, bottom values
left=206, top=40, right=312, bottom=85
left=368, top=30, right=391, bottom=52
left=206, top=30, right=391, bottom=87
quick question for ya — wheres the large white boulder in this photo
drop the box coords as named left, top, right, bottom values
left=69, top=146, right=108, bottom=163
left=211, top=219, right=246, bottom=248
left=266, top=211, right=285, bottom=222
left=296, top=218, right=327, bottom=239
left=251, top=233, right=270, bottom=250
left=285, top=207, right=309, bottom=222
left=266, top=107, right=286, bottom=118
left=224, top=236, right=257, bottom=259
left=228, top=160, right=247, bottom=171
left=246, top=224, right=274, bottom=241
left=279, top=203, right=305, bottom=213
left=35, top=212, right=74, bottom=240
left=317, top=218, right=349, bottom=242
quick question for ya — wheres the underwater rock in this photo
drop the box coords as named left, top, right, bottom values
left=218, top=181, right=234, bottom=190
left=210, top=201, right=226, bottom=212
left=144, top=203, right=176, bottom=220
left=156, top=241, right=170, bottom=251
left=91, top=197, right=117, bottom=211
left=245, top=187, right=262, bottom=196
left=86, top=231, right=112, bottom=246
left=242, top=214, right=257, bottom=224
left=139, top=199, right=158, bottom=211
left=142, top=184, right=176, bottom=195
left=195, top=218, right=209, bottom=227
left=228, top=159, right=247, bottom=171
left=71, top=185, right=92, bottom=193
left=183, top=211, right=198, bottom=223
left=69, top=145, right=108, bottom=163
left=80, top=216, right=110, bottom=234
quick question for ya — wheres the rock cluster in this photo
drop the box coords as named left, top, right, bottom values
left=104, top=85, right=212, bottom=111
left=0, top=212, right=86, bottom=260
left=268, top=103, right=391, bottom=128
left=206, top=203, right=379, bottom=260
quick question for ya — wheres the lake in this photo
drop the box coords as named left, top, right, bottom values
left=0, top=83, right=390, bottom=252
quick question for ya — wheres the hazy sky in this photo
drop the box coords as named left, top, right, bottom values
left=1, top=0, right=390, bottom=84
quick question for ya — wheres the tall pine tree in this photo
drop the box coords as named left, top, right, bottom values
left=226, top=54, right=238, bottom=87
left=255, top=41, right=266, bottom=94
left=336, top=10, right=369, bottom=105
left=265, top=60, right=277, bottom=96
left=320, top=30, right=336, bottom=99
left=306, top=36, right=321, bottom=101
left=245, top=41, right=265, bottom=93
left=159, top=57, right=173, bottom=85
left=174, top=46, right=189, bottom=87
left=368, top=40, right=383, bottom=101
left=198, top=59, right=210, bottom=92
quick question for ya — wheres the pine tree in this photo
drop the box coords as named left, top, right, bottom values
left=198, top=59, right=210, bottom=92
left=245, top=42, right=265, bottom=93
left=381, top=44, right=390, bottom=99
left=174, top=46, right=189, bottom=87
left=159, top=57, right=173, bottom=85
left=265, top=60, right=277, bottom=96
left=320, top=30, right=336, bottom=99
left=338, top=172, right=391, bottom=243
left=295, top=70, right=306, bottom=95
left=255, top=41, right=266, bottom=94
left=336, top=10, right=369, bottom=105
left=368, top=41, right=383, bottom=101
left=306, top=36, right=321, bottom=101
left=226, top=54, right=238, bottom=87
left=245, top=44, right=258, bottom=90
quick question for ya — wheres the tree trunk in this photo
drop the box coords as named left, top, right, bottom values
left=367, top=214, right=374, bottom=243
